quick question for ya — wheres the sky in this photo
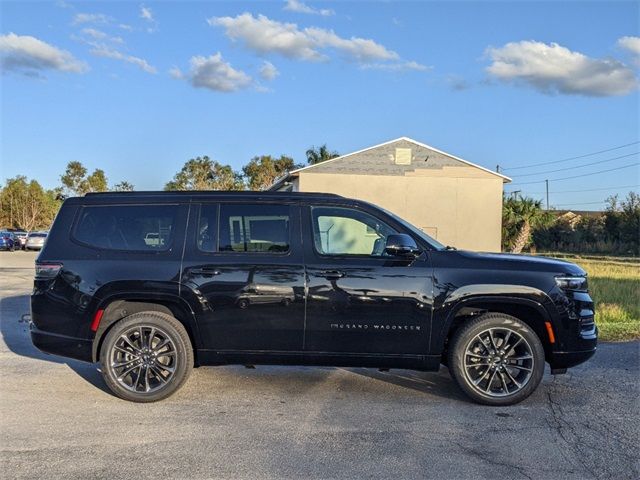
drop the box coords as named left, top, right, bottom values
left=1, top=0, right=639, bottom=210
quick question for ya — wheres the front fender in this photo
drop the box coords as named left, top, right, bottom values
left=432, top=284, right=558, bottom=353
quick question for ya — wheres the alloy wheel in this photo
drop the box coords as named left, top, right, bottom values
left=108, top=325, right=177, bottom=394
left=463, top=327, right=534, bottom=397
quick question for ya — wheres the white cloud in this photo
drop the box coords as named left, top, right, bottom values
left=284, top=0, right=334, bottom=17
left=81, top=28, right=124, bottom=44
left=72, top=13, right=112, bottom=25
left=90, top=44, right=157, bottom=74
left=208, top=13, right=399, bottom=63
left=361, top=60, right=429, bottom=72
left=618, top=36, right=640, bottom=66
left=259, top=61, right=279, bottom=80
left=169, top=66, right=183, bottom=79
left=0, top=32, right=88, bottom=76
left=618, top=36, right=640, bottom=56
left=140, top=5, right=154, bottom=22
left=173, top=53, right=253, bottom=92
left=139, top=5, right=158, bottom=33
left=486, top=40, right=638, bottom=97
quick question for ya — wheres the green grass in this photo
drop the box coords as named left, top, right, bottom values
left=550, top=255, right=640, bottom=342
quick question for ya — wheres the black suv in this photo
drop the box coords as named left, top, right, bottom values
left=31, top=192, right=597, bottom=404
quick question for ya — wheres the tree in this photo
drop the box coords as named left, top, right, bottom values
left=165, top=156, right=244, bottom=191
left=242, top=155, right=300, bottom=191
left=502, top=197, right=553, bottom=253
left=604, top=191, right=640, bottom=254
left=60, top=161, right=87, bottom=196
left=87, top=169, right=108, bottom=193
left=305, top=144, right=339, bottom=165
left=60, top=161, right=108, bottom=196
left=112, top=181, right=134, bottom=192
left=0, top=176, right=60, bottom=231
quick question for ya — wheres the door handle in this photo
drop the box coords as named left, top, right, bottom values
left=321, top=270, right=346, bottom=279
left=190, top=267, right=221, bottom=276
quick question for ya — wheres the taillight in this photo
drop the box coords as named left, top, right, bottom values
left=35, top=262, right=62, bottom=279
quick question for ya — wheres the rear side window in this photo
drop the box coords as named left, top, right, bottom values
left=197, top=204, right=218, bottom=252
left=218, top=204, right=290, bottom=253
left=74, top=205, right=178, bottom=251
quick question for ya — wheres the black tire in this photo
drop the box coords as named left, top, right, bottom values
left=99, top=311, right=193, bottom=402
left=238, top=298, right=250, bottom=309
left=448, top=312, right=545, bottom=406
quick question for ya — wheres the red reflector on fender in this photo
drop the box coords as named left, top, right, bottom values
left=545, top=321, right=556, bottom=344
left=90, top=309, right=105, bottom=332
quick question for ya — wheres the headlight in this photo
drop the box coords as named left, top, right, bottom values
left=555, top=275, right=588, bottom=291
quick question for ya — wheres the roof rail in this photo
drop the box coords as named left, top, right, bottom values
left=84, top=190, right=343, bottom=197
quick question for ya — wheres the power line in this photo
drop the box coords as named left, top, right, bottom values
left=510, top=162, right=640, bottom=186
left=505, top=184, right=639, bottom=195
left=502, top=141, right=640, bottom=171
left=513, top=152, right=638, bottom=178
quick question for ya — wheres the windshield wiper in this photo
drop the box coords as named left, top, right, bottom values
left=445, top=245, right=457, bottom=251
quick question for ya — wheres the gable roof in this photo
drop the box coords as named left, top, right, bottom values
left=269, top=137, right=511, bottom=190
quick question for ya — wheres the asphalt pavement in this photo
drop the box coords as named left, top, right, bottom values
left=1, top=251, right=638, bottom=479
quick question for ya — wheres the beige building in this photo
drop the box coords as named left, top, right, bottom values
left=269, top=137, right=511, bottom=252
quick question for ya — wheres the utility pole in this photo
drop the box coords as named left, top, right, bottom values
left=496, top=165, right=501, bottom=174
left=545, top=179, right=549, bottom=210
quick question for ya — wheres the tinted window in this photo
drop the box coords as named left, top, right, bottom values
left=219, top=204, right=289, bottom=253
left=29, top=233, right=47, bottom=238
left=197, top=204, right=218, bottom=252
left=311, top=206, right=397, bottom=256
left=74, top=205, right=178, bottom=251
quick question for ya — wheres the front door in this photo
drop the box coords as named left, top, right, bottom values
left=302, top=205, right=433, bottom=355
left=181, top=202, right=305, bottom=352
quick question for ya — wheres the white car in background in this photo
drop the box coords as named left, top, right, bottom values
left=25, top=231, right=48, bottom=251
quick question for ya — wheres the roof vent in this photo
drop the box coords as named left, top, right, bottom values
left=395, top=148, right=412, bottom=165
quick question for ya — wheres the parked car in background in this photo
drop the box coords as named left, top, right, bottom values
left=0, top=231, right=18, bottom=251
left=25, top=232, right=48, bottom=250
left=13, top=231, right=28, bottom=249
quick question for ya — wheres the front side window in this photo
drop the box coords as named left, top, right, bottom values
left=218, top=204, right=290, bottom=253
left=311, top=206, right=398, bottom=256
left=74, top=205, right=178, bottom=251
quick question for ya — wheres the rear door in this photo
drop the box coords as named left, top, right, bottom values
left=181, top=202, right=306, bottom=352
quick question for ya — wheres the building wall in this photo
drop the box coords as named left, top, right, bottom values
left=297, top=168, right=504, bottom=252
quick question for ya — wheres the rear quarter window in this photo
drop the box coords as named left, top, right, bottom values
left=73, top=205, right=178, bottom=251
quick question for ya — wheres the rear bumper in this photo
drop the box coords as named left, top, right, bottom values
left=30, top=325, right=93, bottom=363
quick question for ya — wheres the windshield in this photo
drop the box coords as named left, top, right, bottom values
left=29, top=233, right=47, bottom=238
left=378, top=207, right=446, bottom=250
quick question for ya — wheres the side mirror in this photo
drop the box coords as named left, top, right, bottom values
left=384, top=234, right=421, bottom=257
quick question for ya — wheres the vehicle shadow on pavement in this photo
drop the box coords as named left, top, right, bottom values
left=0, top=294, right=114, bottom=397
left=345, top=367, right=469, bottom=402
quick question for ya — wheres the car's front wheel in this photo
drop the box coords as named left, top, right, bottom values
left=448, top=312, right=545, bottom=406
left=99, top=311, right=193, bottom=402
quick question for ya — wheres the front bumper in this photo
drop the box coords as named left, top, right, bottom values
left=30, top=325, right=93, bottom=363
left=548, top=288, right=598, bottom=370
left=548, top=338, right=597, bottom=369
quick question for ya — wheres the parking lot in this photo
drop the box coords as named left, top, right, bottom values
left=0, top=251, right=638, bottom=479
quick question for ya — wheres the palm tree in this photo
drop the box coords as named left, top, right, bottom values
left=305, top=144, right=339, bottom=165
left=503, top=197, right=553, bottom=253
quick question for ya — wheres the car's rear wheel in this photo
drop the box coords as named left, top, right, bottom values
left=448, top=312, right=545, bottom=406
left=99, top=311, right=193, bottom=402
